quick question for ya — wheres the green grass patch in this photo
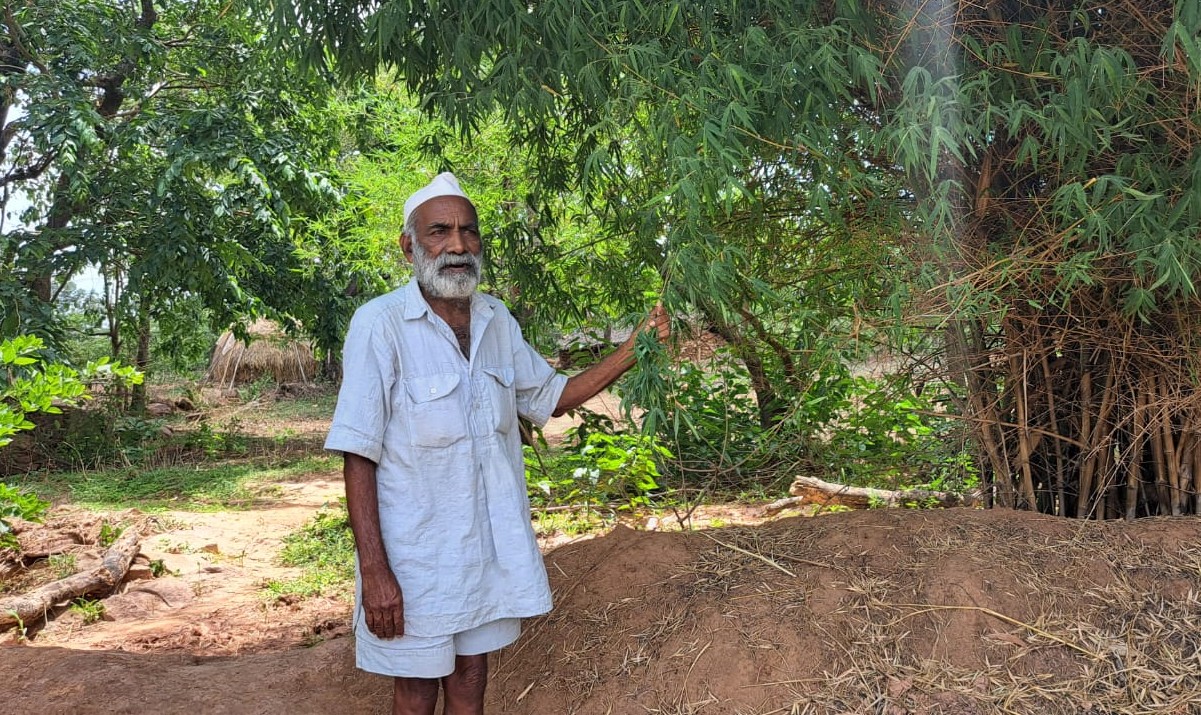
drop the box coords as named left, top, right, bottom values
left=264, top=504, right=355, bottom=602
left=256, top=392, right=338, bottom=423
left=20, top=454, right=339, bottom=511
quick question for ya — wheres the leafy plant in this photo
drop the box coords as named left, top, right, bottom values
left=48, top=553, right=78, bottom=579
left=185, top=418, right=249, bottom=459
left=0, top=335, right=139, bottom=541
left=68, top=598, right=105, bottom=625
left=527, top=430, right=673, bottom=509
left=800, top=376, right=977, bottom=493
left=97, top=522, right=124, bottom=548
left=264, top=505, right=355, bottom=602
left=0, top=482, right=50, bottom=549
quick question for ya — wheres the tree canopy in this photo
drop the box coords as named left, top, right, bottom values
left=1, top=0, right=350, bottom=371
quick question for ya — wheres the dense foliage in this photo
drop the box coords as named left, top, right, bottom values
left=1, top=0, right=351, bottom=378
left=275, top=0, right=1201, bottom=516
left=0, top=335, right=139, bottom=544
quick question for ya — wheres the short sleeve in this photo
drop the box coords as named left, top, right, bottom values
left=509, top=319, right=567, bottom=427
left=324, top=308, right=398, bottom=463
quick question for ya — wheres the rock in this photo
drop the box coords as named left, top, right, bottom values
left=146, top=402, right=174, bottom=417
left=103, top=579, right=195, bottom=621
left=124, top=564, right=156, bottom=582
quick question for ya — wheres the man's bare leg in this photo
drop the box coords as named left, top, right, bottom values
left=393, top=677, right=440, bottom=715
left=441, top=653, right=488, bottom=715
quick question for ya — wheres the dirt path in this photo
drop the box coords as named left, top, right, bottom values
left=23, top=476, right=350, bottom=656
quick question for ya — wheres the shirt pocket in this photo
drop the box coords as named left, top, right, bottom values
left=480, top=365, right=516, bottom=434
left=404, top=373, right=467, bottom=448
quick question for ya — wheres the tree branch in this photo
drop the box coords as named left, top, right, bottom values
left=0, top=152, right=55, bottom=187
left=2, top=2, right=48, bottom=74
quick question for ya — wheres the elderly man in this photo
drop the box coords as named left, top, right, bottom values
left=325, top=173, right=669, bottom=715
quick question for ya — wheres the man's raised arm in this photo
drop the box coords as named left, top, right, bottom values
left=553, top=304, right=670, bottom=417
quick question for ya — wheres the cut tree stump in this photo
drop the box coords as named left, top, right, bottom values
left=0, top=530, right=140, bottom=631
left=785, top=476, right=979, bottom=511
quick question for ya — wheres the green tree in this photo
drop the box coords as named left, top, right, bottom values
left=1, top=0, right=350, bottom=400
left=312, top=82, right=664, bottom=351
left=272, top=0, right=913, bottom=484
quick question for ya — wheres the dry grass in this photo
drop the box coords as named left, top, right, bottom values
left=209, top=319, right=320, bottom=387
left=671, top=516, right=1201, bottom=714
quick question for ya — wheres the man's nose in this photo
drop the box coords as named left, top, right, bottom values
left=444, top=228, right=469, bottom=254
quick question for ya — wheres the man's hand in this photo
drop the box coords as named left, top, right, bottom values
left=642, top=303, right=671, bottom=344
left=361, top=567, right=405, bottom=639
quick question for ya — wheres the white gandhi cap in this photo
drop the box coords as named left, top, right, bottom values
left=403, top=172, right=473, bottom=228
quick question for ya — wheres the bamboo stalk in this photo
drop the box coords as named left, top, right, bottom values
left=1011, top=349, right=1037, bottom=510
left=1105, top=448, right=1120, bottom=520
left=967, top=319, right=1012, bottom=508
left=1041, top=352, right=1066, bottom=517
left=1077, top=368, right=1094, bottom=519
left=1125, top=384, right=1145, bottom=520
left=1193, top=423, right=1201, bottom=514
left=1178, top=430, right=1195, bottom=517
left=1158, top=374, right=1182, bottom=516
left=1079, top=359, right=1118, bottom=519
left=1149, top=378, right=1168, bottom=516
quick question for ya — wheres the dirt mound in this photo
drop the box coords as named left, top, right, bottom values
left=3, top=507, right=1201, bottom=714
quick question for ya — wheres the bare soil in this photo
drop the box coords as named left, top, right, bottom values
left=3, top=394, right=1201, bottom=714
left=4, top=497, right=1201, bottom=714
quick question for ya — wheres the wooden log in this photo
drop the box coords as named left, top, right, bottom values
left=0, top=530, right=140, bottom=631
left=788, top=476, right=979, bottom=510
left=758, top=496, right=807, bottom=517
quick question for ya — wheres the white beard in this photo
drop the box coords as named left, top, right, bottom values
left=412, top=241, right=481, bottom=299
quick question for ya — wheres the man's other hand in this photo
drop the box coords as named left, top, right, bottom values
left=361, top=568, right=405, bottom=639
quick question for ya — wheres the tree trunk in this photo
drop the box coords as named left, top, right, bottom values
left=695, top=301, right=787, bottom=428
left=129, top=297, right=152, bottom=413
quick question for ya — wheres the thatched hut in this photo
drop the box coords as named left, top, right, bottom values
left=207, top=319, right=320, bottom=387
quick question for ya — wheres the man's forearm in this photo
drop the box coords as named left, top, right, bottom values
left=553, top=306, right=670, bottom=417
left=343, top=452, right=391, bottom=574
left=552, top=340, right=636, bottom=417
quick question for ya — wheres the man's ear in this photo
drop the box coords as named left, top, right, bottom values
left=400, top=231, right=414, bottom=263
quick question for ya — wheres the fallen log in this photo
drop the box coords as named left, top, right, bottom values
left=0, top=530, right=140, bottom=631
left=788, top=476, right=979, bottom=510
left=758, top=496, right=808, bottom=517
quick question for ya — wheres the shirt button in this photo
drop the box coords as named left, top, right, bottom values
left=430, top=388, right=437, bottom=394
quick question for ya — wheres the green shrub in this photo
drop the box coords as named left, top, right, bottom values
left=526, top=430, right=672, bottom=509
left=0, top=482, right=49, bottom=549
left=0, top=334, right=140, bottom=540
left=264, top=505, right=355, bottom=601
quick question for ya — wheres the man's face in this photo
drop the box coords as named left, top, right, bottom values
left=403, top=196, right=482, bottom=300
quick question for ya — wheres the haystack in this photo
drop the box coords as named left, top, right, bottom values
left=207, top=319, right=320, bottom=387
